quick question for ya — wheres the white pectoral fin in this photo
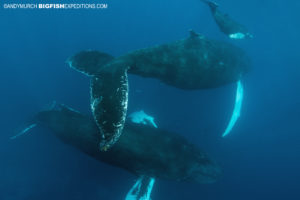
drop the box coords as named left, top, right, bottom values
left=10, top=123, right=37, bottom=140
left=147, top=117, right=158, bottom=128
left=222, top=80, right=244, bottom=137
left=129, top=110, right=158, bottom=128
left=125, top=176, right=155, bottom=200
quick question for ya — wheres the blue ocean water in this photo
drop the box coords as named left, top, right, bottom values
left=1, top=0, right=299, bottom=199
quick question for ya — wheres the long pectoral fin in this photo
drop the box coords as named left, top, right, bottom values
left=222, top=80, right=244, bottom=137
left=10, top=123, right=37, bottom=140
left=126, top=176, right=155, bottom=200
left=90, top=68, right=129, bottom=151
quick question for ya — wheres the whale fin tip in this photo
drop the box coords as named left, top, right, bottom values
left=67, top=50, right=114, bottom=76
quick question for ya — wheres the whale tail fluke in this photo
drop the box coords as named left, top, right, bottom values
left=91, top=66, right=129, bottom=151
left=68, top=50, right=129, bottom=151
left=66, top=50, right=114, bottom=76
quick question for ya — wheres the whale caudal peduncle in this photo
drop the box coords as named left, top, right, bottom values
left=67, top=51, right=129, bottom=151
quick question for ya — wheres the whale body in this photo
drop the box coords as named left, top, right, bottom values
left=201, top=0, right=253, bottom=39
left=67, top=31, right=250, bottom=149
left=28, top=104, right=221, bottom=184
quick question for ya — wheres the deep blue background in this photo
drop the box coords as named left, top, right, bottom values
left=1, top=0, right=299, bottom=199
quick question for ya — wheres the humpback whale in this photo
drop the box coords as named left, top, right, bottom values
left=67, top=30, right=250, bottom=150
left=201, top=0, right=253, bottom=39
left=14, top=104, right=221, bottom=199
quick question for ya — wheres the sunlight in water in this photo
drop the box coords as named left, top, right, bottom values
left=222, top=80, right=244, bottom=137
